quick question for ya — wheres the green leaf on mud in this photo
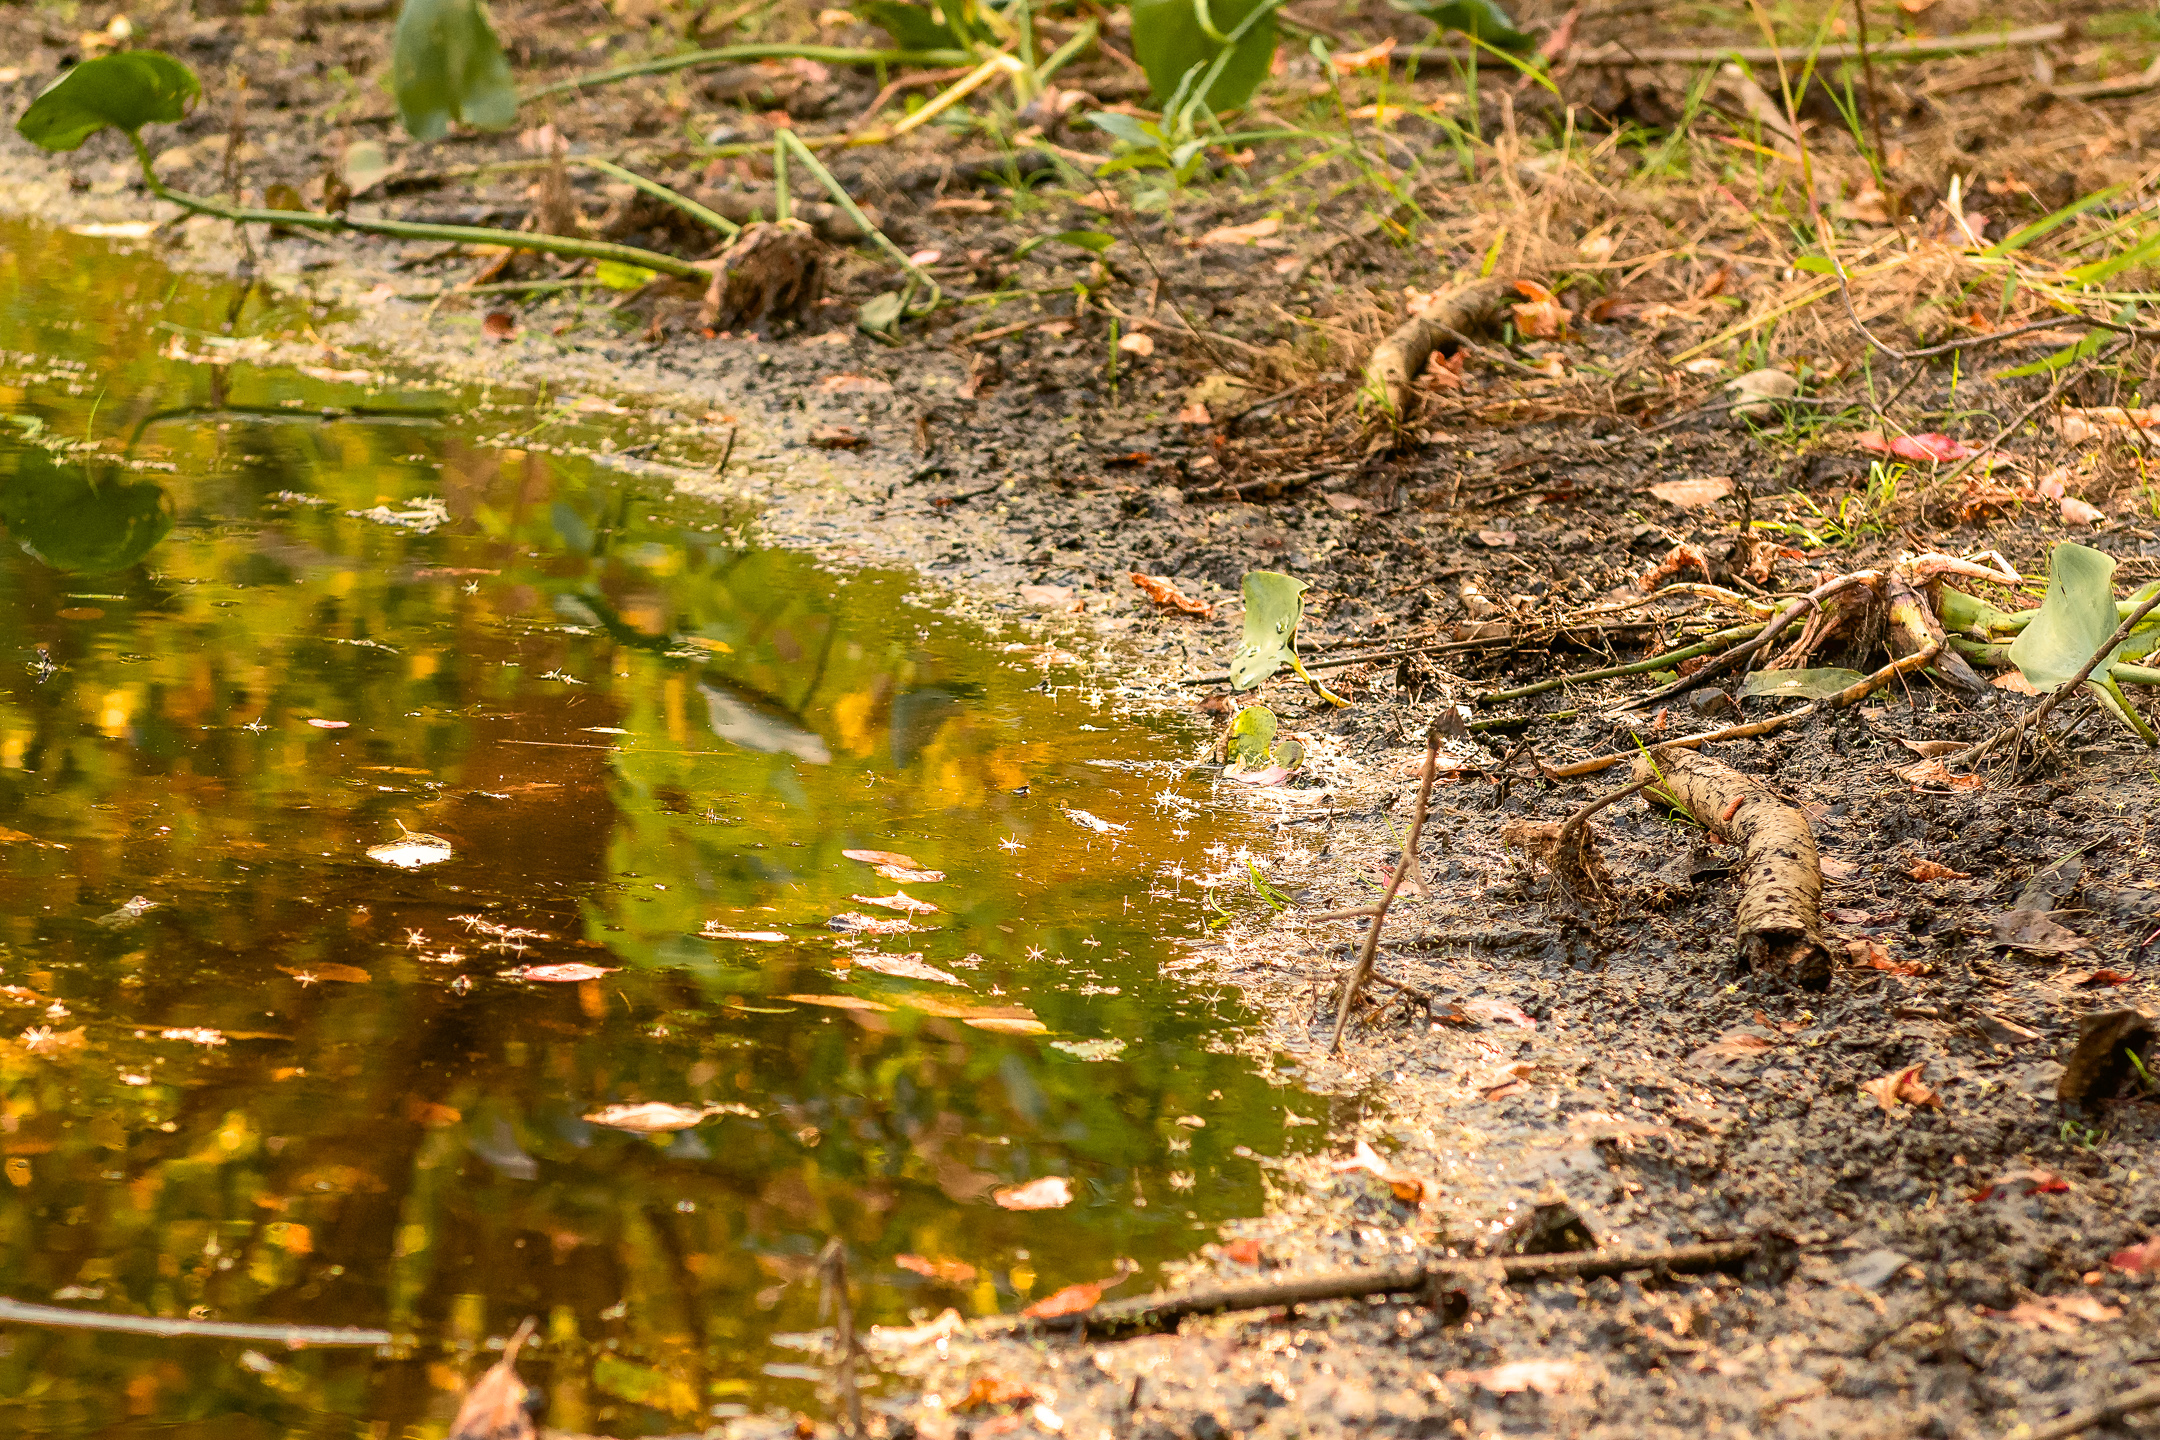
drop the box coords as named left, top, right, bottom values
left=16, top=51, right=201, bottom=151
left=1389, top=0, right=1533, bottom=50
left=857, top=290, right=907, bottom=337
left=392, top=0, right=519, bottom=143
left=1739, top=667, right=1866, bottom=700
left=2008, top=541, right=2156, bottom=742
left=0, top=443, right=173, bottom=573
left=855, top=0, right=959, bottom=50
left=1227, top=704, right=1277, bottom=765
left=1228, top=571, right=1348, bottom=705
left=1128, top=0, right=1279, bottom=113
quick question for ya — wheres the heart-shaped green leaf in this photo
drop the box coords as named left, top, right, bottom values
left=2008, top=541, right=2155, bottom=742
left=392, top=0, right=520, bottom=143
left=1, top=443, right=173, bottom=573
left=1128, top=0, right=1278, bottom=113
left=16, top=51, right=201, bottom=151
left=1227, top=704, right=1277, bottom=765
left=1228, top=571, right=1348, bottom=705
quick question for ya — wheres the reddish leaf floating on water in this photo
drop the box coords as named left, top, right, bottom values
left=954, top=1376, right=1038, bottom=1412
left=1130, top=573, right=1215, bottom=617
left=482, top=310, right=518, bottom=342
left=2106, top=1235, right=2160, bottom=1275
left=844, top=848, right=922, bottom=870
left=514, top=963, right=618, bottom=982
left=1444, top=1359, right=1585, bottom=1396
left=896, top=1253, right=978, bottom=1285
left=1329, top=1138, right=1427, bottom=1204
left=1969, top=1168, right=2071, bottom=1203
left=1845, top=939, right=1926, bottom=977
left=1022, top=1282, right=1103, bottom=1319
left=1860, top=1062, right=1940, bottom=1112
left=1221, top=1238, right=1263, bottom=1265
left=993, top=1175, right=1073, bottom=1211
left=1857, top=430, right=1980, bottom=463
left=1909, top=859, right=1971, bottom=881
left=307, top=718, right=350, bottom=729
left=449, top=1318, right=537, bottom=1440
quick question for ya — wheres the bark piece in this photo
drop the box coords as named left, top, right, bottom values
left=698, top=220, right=826, bottom=334
left=2057, top=1008, right=2157, bottom=1105
left=1632, top=749, right=1829, bottom=989
left=1361, top=276, right=1517, bottom=418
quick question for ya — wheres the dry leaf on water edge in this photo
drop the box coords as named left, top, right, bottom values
left=852, top=891, right=939, bottom=914
left=1329, top=1138, right=1427, bottom=1204
left=896, top=1254, right=978, bottom=1285
left=1433, top=997, right=1536, bottom=1030
left=1444, top=1359, right=1587, bottom=1396
left=1969, top=1169, right=2069, bottom=1203
left=510, top=963, right=617, bottom=982
left=2107, top=1235, right=2160, bottom=1275
left=1860, top=1062, right=1940, bottom=1112
left=1989, top=1294, right=2122, bottom=1333
left=955, top=1376, right=1038, bottom=1412
left=865, top=1308, right=963, bottom=1352
left=583, top=1101, right=759, bottom=1133
left=993, top=1175, right=1073, bottom=1211
left=1221, top=1238, right=1263, bottom=1265
left=1017, top=583, right=1082, bottom=613
left=448, top=1318, right=537, bottom=1440
left=1648, top=476, right=1734, bottom=509
left=1130, top=572, right=1214, bottom=617
left=1846, top=939, right=1927, bottom=977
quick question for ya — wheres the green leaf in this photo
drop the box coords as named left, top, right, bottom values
left=1128, top=0, right=1279, bottom=113
left=1227, top=704, right=1276, bottom=765
left=854, top=0, right=959, bottom=50
left=595, top=259, right=658, bottom=290
left=1792, top=255, right=1838, bottom=275
left=2008, top=541, right=2156, bottom=742
left=857, top=290, right=907, bottom=337
left=1997, top=329, right=2108, bottom=380
left=15, top=51, right=201, bottom=151
left=0, top=443, right=173, bottom=573
left=1936, top=585, right=2031, bottom=640
left=1739, top=667, right=1866, bottom=700
left=1083, top=111, right=1160, bottom=150
left=1390, top=0, right=1533, bottom=50
left=392, top=0, right=520, bottom=144
left=1229, top=570, right=1307, bottom=690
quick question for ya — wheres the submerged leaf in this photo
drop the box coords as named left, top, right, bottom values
left=16, top=50, right=201, bottom=151
left=583, top=1102, right=747, bottom=1133
left=448, top=1318, right=537, bottom=1440
left=993, top=1175, right=1073, bottom=1210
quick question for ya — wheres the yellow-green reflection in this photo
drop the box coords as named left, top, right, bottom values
left=0, top=221, right=1319, bottom=1437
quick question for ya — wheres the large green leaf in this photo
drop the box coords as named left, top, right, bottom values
left=2008, top=542, right=2155, bottom=742
left=15, top=51, right=201, bottom=151
left=1390, top=0, right=1534, bottom=49
left=1227, top=571, right=1347, bottom=705
left=1129, top=0, right=1278, bottom=113
left=855, top=0, right=958, bottom=50
left=0, top=444, right=173, bottom=574
left=392, top=0, right=519, bottom=143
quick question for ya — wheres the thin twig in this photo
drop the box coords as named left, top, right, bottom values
left=1557, top=775, right=1653, bottom=853
left=0, top=1298, right=390, bottom=1347
left=1938, top=338, right=2133, bottom=490
left=2026, top=1377, right=2160, bottom=1440
left=1954, top=590, right=2160, bottom=768
left=1330, top=724, right=1443, bottom=1054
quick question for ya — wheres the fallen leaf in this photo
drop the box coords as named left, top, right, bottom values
left=1196, top=216, right=1281, bottom=247
left=964, top=1015, right=1049, bottom=1035
left=2062, top=968, right=2134, bottom=988
left=896, top=1254, right=978, bottom=1285
left=1434, top=997, right=1536, bottom=1030
left=1648, top=476, right=1735, bottom=508
left=1818, top=855, right=1858, bottom=880
left=817, top=372, right=893, bottom=393
left=1222, top=1238, right=1263, bottom=1265
left=514, top=963, right=618, bottom=982
left=1062, top=807, right=1128, bottom=834
left=1347, top=102, right=1406, bottom=123
left=1022, top=1282, right=1103, bottom=1319
left=1993, top=669, right=2041, bottom=695
left=808, top=424, right=867, bottom=449
left=1018, top=583, right=1082, bottom=613
left=277, top=963, right=371, bottom=984
left=1895, top=738, right=1966, bottom=758
left=956, top=1376, right=1038, bottom=1412
left=1909, top=859, right=1971, bottom=881
left=1688, top=1030, right=1775, bottom=1067
left=307, top=718, right=350, bottom=729
left=365, top=829, right=454, bottom=868
left=828, top=912, right=916, bottom=936
left=845, top=848, right=922, bottom=869
left=2106, top=1235, right=2160, bottom=1275
left=1892, top=758, right=1984, bottom=793
left=1511, top=279, right=1569, bottom=339
left=1969, top=1168, right=2070, bottom=1202
left=865, top=1308, right=964, bottom=1351
left=448, top=1318, right=536, bottom=1440
left=1639, top=541, right=1711, bottom=590
left=1116, top=331, right=1155, bottom=357
left=1329, top=36, right=1396, bottom=71
left=852, top=891, right=939, bottom=915
left=1846, top=939, right=1926, bottom=977
left=1860, top=1062, right=1940, bottom=1112
left=993, top=1175, right=1073, bottom=1210
left=482, top=310, right=518, bottom=342
left=1130, top=573, right=1214, bottom=617
left=1176, top=401, right=1212, bottom=425
left=875, top=866, right=944, bottom=885
left=1857, top=431, right=1978, bottom=463
left=584, top=1102, right=730, bottom=1133
left=842, top=951, right=963, bottom=986
left=783, top=993, right=894, bottom=1012
left=1444, top=1359, right=1585, bottom=1395
left=1476, top=529, right=1517, bottom=548
left=1329, top=1138, right=1427, bottom=1203
left=701, top=927, right=790, bottom=941
left=1995, top=1294, right=2121, bottom=1332
left=1991, top=909, right=2088, bottom=955
left=2061, top=496, right=2105, bottom=525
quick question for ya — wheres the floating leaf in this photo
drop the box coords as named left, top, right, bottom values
left=0, top=442, right=172, bottom=573
left=365, top=827, right=454, bottom=868
left=844, top=848, right=922, bottom=869
left=875, top=864, right=944, bottom=883
left=1226, top=704, right=1276, bottom=766
left=843, top=951, right=962, bottom=986
left=993, top=1175, right=1073, bottom=1210
left=700, top=926, right=789, bottom=942
left=2008, top=542, right=2155, bottom=742
left=1740, top=667, right=1865, bottom=700
left=1051, top=1038, right=1127, bottom=1061
left=448, top=1318, right=536, bottom=1440
left=1022, top=1282, right=1103, bottom=1319
left=278, top=963, right=372, bottom=984
left=851, top=891, right=939, bottom=914
left=392, top=0, right=520, bottom=143
left=515, top=962, right=618, bottom=982
left=583, top=1102, right=751, bottom=1133
left=16, top=50, right=201, bottom=151
left=896, top=1253, right=977, bottom=1284
left=828, top=911, right=915, bottom=936
left=1128, top=0, right=1279, bottom=112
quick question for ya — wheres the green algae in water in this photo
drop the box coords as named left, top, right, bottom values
left=0, top=223, right=1320, bottom=1436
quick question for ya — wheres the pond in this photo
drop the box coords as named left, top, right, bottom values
left=0, top=222, right=1321, bottom=1437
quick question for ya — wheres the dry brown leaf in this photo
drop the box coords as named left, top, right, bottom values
left=955, top=1376, right=1038, bottom=1412
left=1996, top=1294, right=2121, bottom=1332
left=784, top=993, right=893, bottom=1012
left=1639, top=541, right=1711, bottom=591
left=1648, top=476, right=1734, bottom=509
left=1992, top=670, right=2041, bottom=695
left=1222, top=1238, right=1263, bottom=1265
left=1328, top=1138, right=1427, bottom=1203
left=1688, top=1030, right=1775, bottom=1067
left=449, top=1318, right=537, bottom=1440
left=1892, top=758, right=1983, bottom=792
left=816, top=373, right=893, bottom=394
left=808, top=424, right=867, bottom=450
left=513, top=963, right=617, bottom=982
left=993, top=1175, right=1073, bottom=1211
left=1909, top=859, right=1971, bottom=881
left=1196, top=216, right=1281, bottom=247
left=2107, top=1235, right=2160, bottom=1275
left=1130, top=572, right=1214, bottom=617
left=851, top=891, right=939, bottom=914
left=1018, top=583, right=1082, bottom=613
left=1845, top=939, right=1926, bottom=977
left=875, top=864, right=944, bottom=883
left=1968, top=1168, right=2069, bottom=1202
left=481, top=311, right=518, bottom=342
left=896, top=1254, right=978, bottom=1285
left=841, top=951, right=963, bottom=986
left=1022, top=1281, right=1103, bottom=1319
left=1860, top=1062, right=1940, bottom=1112
left=1510, top=279, right=1569, bottom=339
left=844, top=848, right=921, bottom=869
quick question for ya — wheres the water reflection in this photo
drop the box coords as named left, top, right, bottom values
left=0, top=222, right=1315, bottom=1436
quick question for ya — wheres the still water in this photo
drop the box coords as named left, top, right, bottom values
left=0, top=223, right=1317, bottom=1436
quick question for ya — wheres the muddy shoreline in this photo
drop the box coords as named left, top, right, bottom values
left=8, top=32, right=2160, bottom=1440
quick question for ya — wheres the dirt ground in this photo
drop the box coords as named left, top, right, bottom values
left=8, top=1, right=2160, bottom=1436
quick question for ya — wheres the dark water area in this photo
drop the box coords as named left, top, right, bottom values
left=0, top=222, right=1319, bottom=1436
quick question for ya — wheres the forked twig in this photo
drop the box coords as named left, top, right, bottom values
left=1954, top=591, right=2160, bottom=768
left=1329, top=723, right=1443, bottom=1054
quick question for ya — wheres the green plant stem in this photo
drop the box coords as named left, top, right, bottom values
left=578, top=156, right=739, bottom=238
left=774, top=129, right=940, bottom=309
left=1034, top=20, right=1099, bottom=88
left=1476, top=624, right=1767, bottom=705
left=522, top=44, right=973, bottom=103
left=129, top=134, right=709, bottom=281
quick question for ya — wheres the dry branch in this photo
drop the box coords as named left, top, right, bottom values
left=1633, top=750, right=1829, bottom=989
left=1329, top=723, right=1443, bottom=1054
left=1361, top=277, right=1517, bottom=419
left=1955, top=589, right=2160, bottom=768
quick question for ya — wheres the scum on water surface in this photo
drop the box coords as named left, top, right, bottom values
left=0, top=221, right=1327, bottom=1436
